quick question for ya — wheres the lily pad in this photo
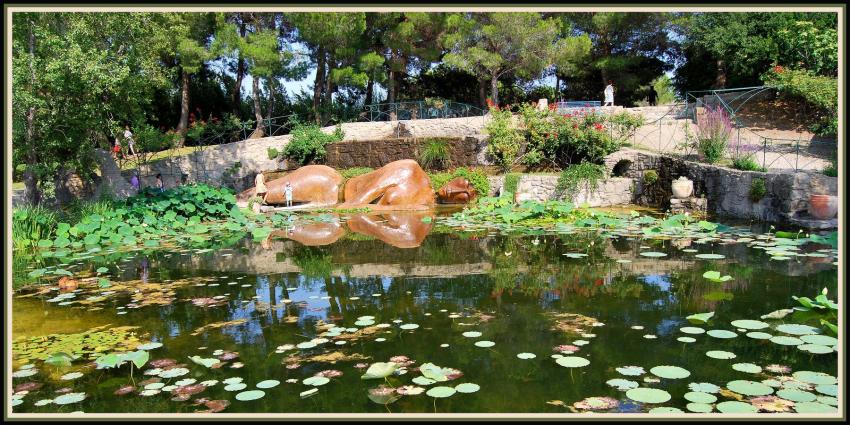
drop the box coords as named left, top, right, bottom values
left=224, top=383, right=247, bottom=392
left=53, top=392, right=86, bottom=405
left=706, top=350, right=736, bottom=359
left=137, top=342, right=163, bottom=350
left=815, top=385, right=838, bottom=397
left=797, top=344, right=834, bottom=354
left=732, top=363, right=762, bottom=374
left=412, top=376, right=436, bottom=386
left=640, top=252, right=668, bottom=257
left=516, top=353, right=536, bottom=360
left=426, top=386, right=456, bottom=398
left=684, top=391, right=717, bottom=403
left=474, top=341, right=495, bottom=348
left=235, top=390, right=265, bottom=401
left=158, top=368, right=189, bottom=378
left=606, top=379, right=639, bottom=390
left=256, top=380, right=280, bottom=389
left=792, top=371, right=837, bottom=385
left=702, top=271, right=733, bottom=282
left=454, top=383, right=480, bottom=393
left=716, top=401, right=757, bottom=413
left=706, top=329, right=737, bottom=339
left=695, top=253, right=725, bottom=260
left=556, top=356, right=590, bottom=368
left=775, top=324, right=820, bottom=335
left=399, top=324, right=420, bottom=330
left=361, top=362, right=399, bottom=380
left=462, top=331, right=482, bottom=338
left=625, top=388, right=671, bottom=404
left=726, top=380, right=774, bottom=396
left=769, top=336, right=804, bottom=346
left=60, top=372, right=84, bottom=380
left=303, top=376, right=330, bottom=386
left=677, top=337, right=696, bottom=343
left=800, top=335, right=838, bottom=346
left=775, top=389, right=816, bottom=402
left=793, top=402, right=836, bottom=413
left=686, top=312, right=715, bottom=324
left=300, top=388, right=319, bottom=398
left=650, top=365, right=691, bottom=379
left=688, top=382, right=721, bottom=393
left=686, top=402, right=714, bottom=413
left=746, top=332, right=772, bottom=340
left=730, top=320, right=769, bottom=330
left=616, top=366, right=645, bottom=376
left=680, top=327, right=705, bottom=334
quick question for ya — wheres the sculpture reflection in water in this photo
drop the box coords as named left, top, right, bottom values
left=261, top=211, right=434, bottom=249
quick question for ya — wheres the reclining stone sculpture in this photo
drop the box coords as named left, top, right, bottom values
left=340, top=159, right=435, bottom=209
left=237, top=165, right=342, bottom=207
left=436, top=177, right=478, bottom=204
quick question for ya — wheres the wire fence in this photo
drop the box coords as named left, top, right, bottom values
left=364, top=100, right=487, bottom=122
left=627, top=87, right=837, bottom=173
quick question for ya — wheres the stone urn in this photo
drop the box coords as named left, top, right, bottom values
left=671, top=176, right=694, bottom=199
left=809, top=195, right=837, bottom=219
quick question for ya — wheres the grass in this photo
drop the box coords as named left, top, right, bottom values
left=118, top=146, right=199, bottom=171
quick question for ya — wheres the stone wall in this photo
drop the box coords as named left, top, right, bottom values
left=604, top=148, right=838, bottom=224
left=513, top=175, right=635, bottom=207
left=324, top=136, right=487, bottom=169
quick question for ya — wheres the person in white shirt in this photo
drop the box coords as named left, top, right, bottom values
left=284, top=182, right=293, bottom=207
left=124, top=126, right=136, bottom=157
left=603, top=80, right=615, bottom=106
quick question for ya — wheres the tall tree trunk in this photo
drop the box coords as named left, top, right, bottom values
left=24, top=18, right=41, bottom=205
left=175, top=69, right=190, bottom=148
left=312, top=48, right=325, bottom=124
left=267, top=77, right=276, bottom=121
left=555, top=73, right=560, bottom=101
left=714, top=59, right=727, bottom=89
left=490, top=74, right=499, bottom=106
left=365, top=75, right=374, bottom=105
left=231, top=20, right=247, bottom=113
left=251, top=76, right=264, bottom=138
left=387, top=51, right=397, bottom=120
left=478, top=79, right=487, bottom=108
left=323, top=58, right=334, bottom=116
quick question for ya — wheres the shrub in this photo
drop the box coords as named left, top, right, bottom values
left=12, top=205, right=58, bottom=250
left=643, top=169, right=658, bottom=185
left=340, top=167, right=374, bottom=180
left=418, top=138, right=452, bottom=170
left=267, top=147, right=280, bottom=160
left=732, top=156, right=767, bottom=172
left=429, top=167, right=490, bottom=198
left=555, top=162, right=606, bottom=197
left=503, top=173, right=521, bottom=198
left=483, top=106, right=523, bottom=171
left=822, top=158, right=837, bottom=177
left=750, top=178, right=767, bottom=202
left=696, top=105, right=732, bottom=163
left=126, top=184, right=236, bottom=222
left=763, top=67, right=837, bottom=137
left=282, top=121, right=345, bottom=165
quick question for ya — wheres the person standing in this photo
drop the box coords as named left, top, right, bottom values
left=284, top=181, right=293, bottom=207
left=255, top=171, right=268, bottom=204
left=113, top=138, right=125, bottom=160
left=124, top=126, right=136, bottom=157
left=603, top=80, right=615, bottom=106
left=648, top=85, right=658, bottom=106
left=155, top=173, right=165, bottom=192
left=130, top=173, right=141, bottom=191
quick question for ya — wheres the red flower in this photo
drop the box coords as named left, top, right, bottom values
left=773, top=65, right=785, bottom=74
left=573, top=124, right=579, bottom=129
left=486, top=98, right=495, bottom=108
left=594, top=123, right=604, bottom=131
left=548, top=103, right=557, bottom=111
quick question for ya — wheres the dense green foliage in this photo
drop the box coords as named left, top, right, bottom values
left=732, top=157, right=766, bottom=173
left=280, top=122, right=345, bottom=165
left=749, top=178, right=767, bottom=202
left=483, top=107, right=524, bottom=171
left=339, top=167, right=375, bottom=180
left=417, top=138, right=452, bottom=170
left=429, top=167, right=490, bottom=198
left=502, top=173, right=521, bottom=198
left=643, top=169, right=658, bottom=186
left=762, top=67, right=838, bottom=137
left=12, top=206, right=59, bottom=250
left=555, top=162, right=607, bottom=198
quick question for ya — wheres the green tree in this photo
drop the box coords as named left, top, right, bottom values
left=12, top=12, right=170, bottom=205
left=442, top=12, right=559, bottom=105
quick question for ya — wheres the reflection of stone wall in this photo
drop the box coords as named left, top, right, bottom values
left=325, top=136, right=487, bottom=169
left=604, top=148, right=838, bottom=224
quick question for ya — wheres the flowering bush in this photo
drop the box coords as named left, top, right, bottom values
left=728, top=136, right=766, bottom=172
left=483, top=105, right=524, bottom=171
left=516, top=104, right=643, bottom=167
left=695, top=105, right=733, bottom=164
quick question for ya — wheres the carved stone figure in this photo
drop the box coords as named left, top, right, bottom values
left=346, top=212, right=433, bottom=249
left=436, top=177, right=478, bottom=204
left=237, top=165, right=343, bottom=207
left=341, top=159, right=435, bottom=208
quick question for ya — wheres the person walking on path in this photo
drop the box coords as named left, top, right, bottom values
left=284, top=181, right=293, bottom=208
left=603, top=80, right=615, bottom=106
left=124, top=126, right=136, bottom=157
left=112, top=138, right=125, bottom=160
left=648, top=85, right=658, bottom=106
left=255, top=171, right=268, bottom=204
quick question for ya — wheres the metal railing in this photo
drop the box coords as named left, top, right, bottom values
left=364, top=100, right=486, bottom=122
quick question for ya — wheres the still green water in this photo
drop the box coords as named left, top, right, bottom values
left=11, top=212, right=839, bottom=414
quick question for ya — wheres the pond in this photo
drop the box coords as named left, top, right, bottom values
left=10, top=210, right=839, bottom=414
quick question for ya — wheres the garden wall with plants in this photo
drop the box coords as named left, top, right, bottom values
left=324, top=137, right=485, bottom=170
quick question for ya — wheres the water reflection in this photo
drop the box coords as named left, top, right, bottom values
left=346, top=212, right=433, bottom=248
